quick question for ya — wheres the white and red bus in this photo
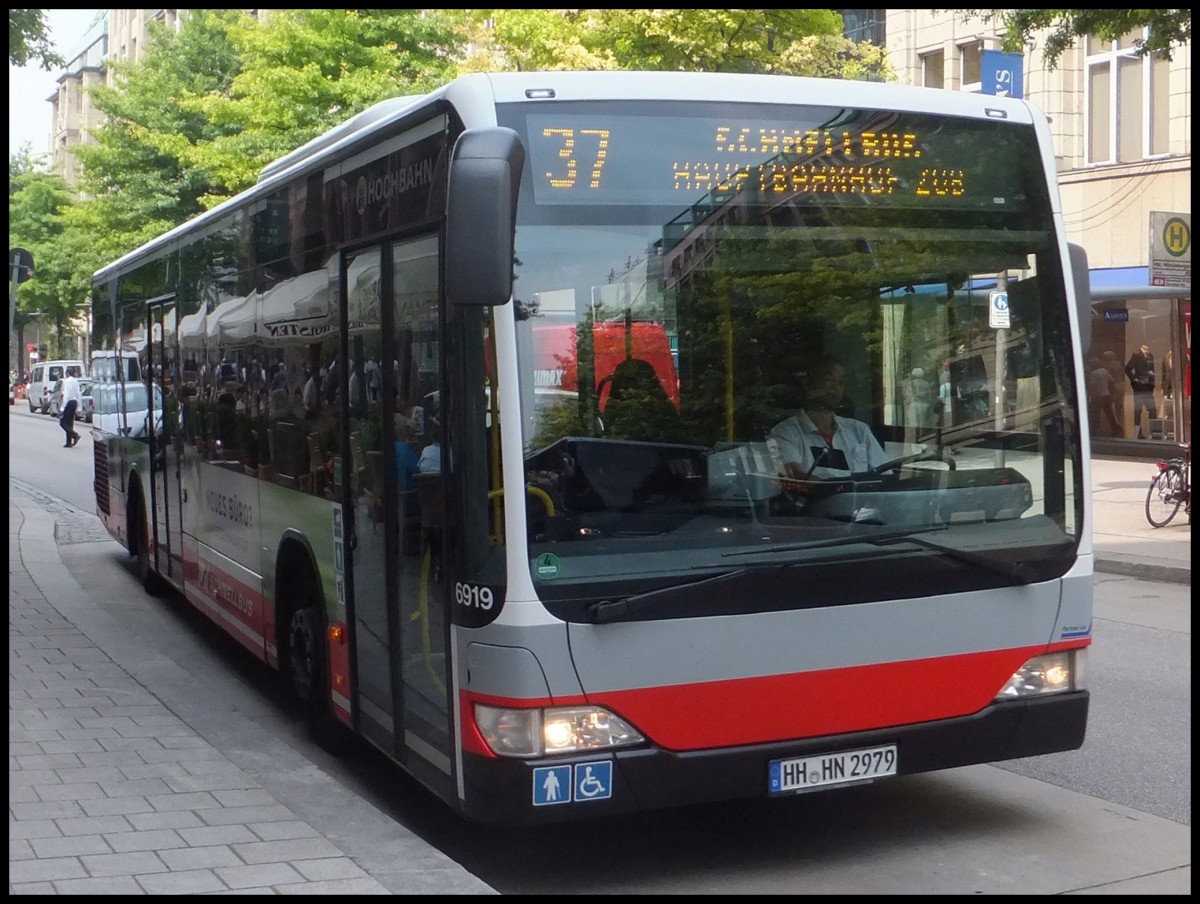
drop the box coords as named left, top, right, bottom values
left=90, top=70, right=1093, bottom=825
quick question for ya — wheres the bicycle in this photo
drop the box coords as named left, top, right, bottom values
left=1144, top=442, right=1191, bottom=528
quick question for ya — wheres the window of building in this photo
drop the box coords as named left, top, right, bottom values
left=921, top=50, right=944, bottom=88
left=1086, top=29, right=1171, bottom=165
left=835, top=9, right=886, bottom=46
left=960, top=40, right=982, bottom=92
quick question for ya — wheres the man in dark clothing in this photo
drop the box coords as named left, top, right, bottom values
left=1124, top=344, right=1157, bottom=438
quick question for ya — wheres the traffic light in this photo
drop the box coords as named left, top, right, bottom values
left=27, top=343, right=35, bottom=352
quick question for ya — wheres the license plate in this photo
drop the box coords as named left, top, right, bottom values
left=769, top=744, right=897, bottom=794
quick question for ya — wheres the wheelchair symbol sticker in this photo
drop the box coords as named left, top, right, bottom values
left=532, top=761, right=613, bottom=805
left=574, top=761, right=612, bottom=801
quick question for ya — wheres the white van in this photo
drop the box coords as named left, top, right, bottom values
left=27, top=359, right=85, bottom=415
left=89, top=349, right=141, bottom=384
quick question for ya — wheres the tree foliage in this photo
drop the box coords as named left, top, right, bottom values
left=197, top=9, right=468, bottom=191
left=9, top=9, right=64, bottom=69
left=463, top=9, right=890, bottom=78
left=583, top=9, right=849, bottom=74
left=950, top=9, right=1191, bottom=69
left=74, top=10, right=246, bottom=247
left=9, top=151, right=80, bottom=355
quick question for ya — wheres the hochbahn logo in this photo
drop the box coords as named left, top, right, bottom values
left=355, top=158, right=436, bottom=216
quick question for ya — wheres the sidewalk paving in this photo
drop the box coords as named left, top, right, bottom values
left=9, top=456, right=1187, bottom=894
left=1090, top=456, right=1191, bottom=585
left=9, top=483, right=496, bottom=895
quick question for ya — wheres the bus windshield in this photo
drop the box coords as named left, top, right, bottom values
left=503, top=99, right=1081, bottom=621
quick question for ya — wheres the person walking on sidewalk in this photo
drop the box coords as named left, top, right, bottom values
left=59, top=371, right=83, bottom=447
left=1124, top=343, right=1157, bottom=438
left=1086, top=356, right=1121, bottom=437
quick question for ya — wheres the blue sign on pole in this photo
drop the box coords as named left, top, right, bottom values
left=981, top=50, right=1024, bottom=99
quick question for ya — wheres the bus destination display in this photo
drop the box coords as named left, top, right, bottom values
left=525, top=111, right=1031, bottom=211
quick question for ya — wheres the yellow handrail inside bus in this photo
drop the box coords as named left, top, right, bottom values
left=488, top=486, right=556, bottom=520
left=484, top=487, right=554, bottom=542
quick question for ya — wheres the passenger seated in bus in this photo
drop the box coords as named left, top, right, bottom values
left=418, top=421, right=441, bottom=474
left=395, top=428, right=422, bottom=492
left=767, top=354, right=886, bottom=480
left=597, top=356, right=680, bottom=441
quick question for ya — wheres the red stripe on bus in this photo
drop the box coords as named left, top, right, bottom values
left=180, top=543, right=271, bottom=661
left=462, top=644, right=1086, bottom=753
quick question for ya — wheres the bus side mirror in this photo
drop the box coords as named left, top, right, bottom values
left=445, top=127, right=524, bottom=308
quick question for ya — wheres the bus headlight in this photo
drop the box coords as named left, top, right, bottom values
left=995, top=649, right=1086, bottom=699
left=474, top=704, right=644, bottom=758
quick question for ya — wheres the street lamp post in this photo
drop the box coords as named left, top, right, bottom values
left=28, top=312, right=44, bottom=371
left=79, top=298, right=92, bottom=371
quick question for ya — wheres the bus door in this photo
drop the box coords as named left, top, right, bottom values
left=343, top=235, right=453, bottom=779
left=146, top=295, right=184, bottom=586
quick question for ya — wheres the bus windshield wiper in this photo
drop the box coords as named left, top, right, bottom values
left=872, top=533, right=1039, bottom=585
left=586, top=569, right=747, bottom=624
left=722, top=525, right=949, bottom=558
left=722, top=524, right=1037, bottom=584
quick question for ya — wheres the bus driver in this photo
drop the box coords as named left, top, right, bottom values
left=768, top=354, right=886, bottom=480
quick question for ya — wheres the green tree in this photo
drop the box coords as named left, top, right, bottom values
left=73, top=8, right=468, bottom=237
left=73, top=9, right=247, bottom=253
left=584, top=9, right=848, bottom=73
left=196, top=9, right=468, bottom=193
left=9, top=9, right=64, bottom=69
left=459, top=9, right=614, bottom=71
left=950, top=9, right=1191, bottom=69
left=9, top=150, right=81, bottom=356
left=466, top=9, right=890, bottom=78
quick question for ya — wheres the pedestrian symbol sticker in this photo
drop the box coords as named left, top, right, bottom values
left=532, top=761, right=613, bottom=805
left=533, top=765, right=572, bottom=806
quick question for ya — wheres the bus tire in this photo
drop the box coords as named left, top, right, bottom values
left=130, top=492, right=166, bottom=596
left=286, top=581, right=357, bottom=756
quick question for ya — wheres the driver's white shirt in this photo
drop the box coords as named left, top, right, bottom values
left=767, top=409, right=886, bottom=479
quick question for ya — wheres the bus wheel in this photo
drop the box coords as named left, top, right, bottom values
left=287, top=604, right=322, bottom=704
left=287, top=594, right=356, bottom=755
left=131, top=494, right=165, bottom=596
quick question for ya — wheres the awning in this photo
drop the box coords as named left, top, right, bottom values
left=178, top=309, right=207, bottom=348
left=207, top=295, right=254, bottom=343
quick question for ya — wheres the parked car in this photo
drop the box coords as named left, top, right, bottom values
left=92, top=381, right=163, bottom=437
left=27, top=359, right=85, bottom=415
left=48, top=378, right=94, bottom=419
